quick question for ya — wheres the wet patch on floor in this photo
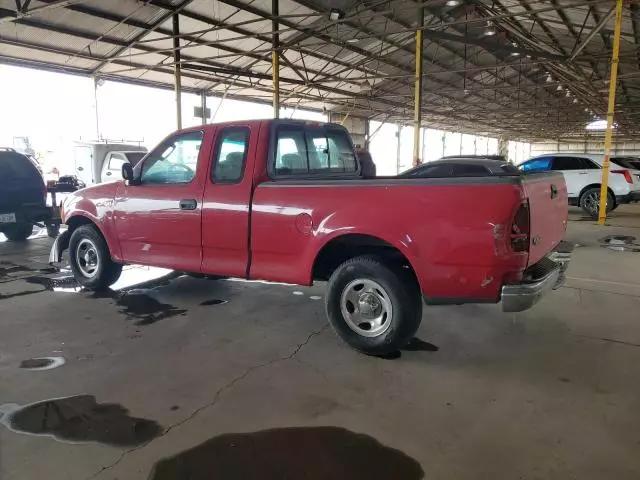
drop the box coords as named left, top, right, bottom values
left=0, top=395, right=162, bottom=447
left=599, top=235, right=640, bottom=252
left=200, top=299, right=228, bottom=306
left=19, top=356, right=66, bottom=371
left=116, top=292, right=187, bottom=326
left=0, top=261, right=57, bottom=283
left=148, top=426, right=424, bottom=480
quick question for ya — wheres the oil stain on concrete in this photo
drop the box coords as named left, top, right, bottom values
left=148, top=426, right=424, bottom=480
left=19, top=356, right=66, bottom=371
left=0, top=395, right=162, bottom=447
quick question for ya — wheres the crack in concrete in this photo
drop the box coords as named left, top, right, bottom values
left=575, top=334, right=640, bottom=348
left=84, top=322, right=329, bottom=480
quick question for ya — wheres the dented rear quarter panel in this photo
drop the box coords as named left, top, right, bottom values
left=250, top=178, right=530, bottom=300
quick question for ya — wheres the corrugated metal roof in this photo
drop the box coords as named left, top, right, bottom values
left=1, top=0, right=639, bottom=139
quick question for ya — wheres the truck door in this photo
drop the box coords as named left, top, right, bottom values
left=201, top=124, right=257, bottom=277
left=113, top=129, right=208, bottom=272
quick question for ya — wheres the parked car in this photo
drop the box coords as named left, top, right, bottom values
left=73, top=142, right=147, bottom=185
left=401, top=158, right=520, bottom=177
left=518, top=153, right=640, bottom=218
left=51, top=120, right=571, bottom=356
left=0, top=148, right=49, bottom=241
left=441, top=154, right=507, bottom=162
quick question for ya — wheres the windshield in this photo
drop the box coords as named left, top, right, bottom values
left=124, top=152, right=147, bottom=166
left=611, top=157, right=640, bottom=170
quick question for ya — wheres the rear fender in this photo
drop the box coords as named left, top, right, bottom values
left=306, top=209, right=423, bottom=288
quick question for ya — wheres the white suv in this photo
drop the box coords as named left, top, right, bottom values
left=518, top=153, right=640, bottom=218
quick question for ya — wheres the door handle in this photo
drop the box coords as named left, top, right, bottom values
left=550, top=184, right=558, bottom=199
left=179, top=199, right=197, bottom=210
left=578, top=172, right=589, bottom=175
left=77, top=166, right=84, bottom=171
left=106, top=171, right=112, bottom=176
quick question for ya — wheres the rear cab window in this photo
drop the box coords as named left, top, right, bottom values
left=272, top=124, right=358, bottom=178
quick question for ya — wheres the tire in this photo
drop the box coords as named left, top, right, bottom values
left=68, top=225, right=122, bottom=290
left=326, top=255, right=422, bottom=356
left=579, top=187, right=614, bottom=219
left=3, top=223, right=33, bottom=241
left=46, top=224, right=60, bottom=238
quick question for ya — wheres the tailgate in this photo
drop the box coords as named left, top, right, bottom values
left=521, top=172, right=568, bottom=266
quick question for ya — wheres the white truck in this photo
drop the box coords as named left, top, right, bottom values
left=73, top=141, right=147, bottom=185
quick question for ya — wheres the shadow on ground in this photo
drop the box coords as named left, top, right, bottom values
left=147, top=426, right=424, bottom=480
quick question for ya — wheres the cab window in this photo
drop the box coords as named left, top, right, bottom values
left=212, top=128, right=249, bottom=184
left=141, top=131, right=203, bottom=185
left=274, top=126, right=357, bottom=176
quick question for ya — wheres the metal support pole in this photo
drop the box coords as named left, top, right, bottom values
left=598, top=0, right=623, bottom=225
left=272, top=0, right=280, bottom=119
left=364, top=119, right=370, bottom=150
left=173, top=14, right=182, bottom=129
left=396, top=125, right=402, bottom=174
left=200, top=91, right=207, bottom=125
left=412, top=8, right=424, bottom=167
left=93, top=77, right=100, bottom=139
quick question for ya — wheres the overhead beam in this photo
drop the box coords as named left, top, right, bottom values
left=570, top=5, right=615, bottom=60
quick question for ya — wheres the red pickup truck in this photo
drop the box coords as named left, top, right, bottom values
left=51, top=120, right=572, bottom=355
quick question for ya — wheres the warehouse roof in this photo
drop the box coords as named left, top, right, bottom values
left=1, top=0, right=638, bottom=140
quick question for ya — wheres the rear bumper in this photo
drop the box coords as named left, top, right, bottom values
left=616, top=191, right=640, bottom=204
left=501, top=241, right=574, bottom=313
left=0, top=206, right=50, bottom=226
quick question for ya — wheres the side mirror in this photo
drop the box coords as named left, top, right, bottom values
left=122, top=163, right=135, bottom=183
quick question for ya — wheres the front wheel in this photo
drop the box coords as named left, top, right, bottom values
left=69, top=225, right=122, bottom=289
left=579, top=187, right=614, bottom=220
left=326, top=255, right=422, bottom=356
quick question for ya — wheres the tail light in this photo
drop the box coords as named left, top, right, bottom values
left=511, top=202, right=530, bottom=252
left=611, top=169, right=633, bottom=184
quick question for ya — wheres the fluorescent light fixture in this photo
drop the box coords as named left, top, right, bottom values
left=586, top=119, right=616, bottom=130
left=446, top=0, right=461, bottom=6
left=484, top=21, right=496, bottom=36
left=329, top=8, right=345, bottom=21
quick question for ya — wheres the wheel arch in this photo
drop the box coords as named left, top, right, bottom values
left=311, top=233, right=421, bottom=290
left=66, top=213, right=121, bottom=261
left=578, top=183, right=617, bottom=207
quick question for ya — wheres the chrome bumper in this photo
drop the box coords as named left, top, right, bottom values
left=502, top=241, right=574, bottom=313
left=49, top=229, right=70, bottom=264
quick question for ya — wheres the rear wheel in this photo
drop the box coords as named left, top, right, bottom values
left=326, top=255, right=422, bottom=356
left=69, top=225, right=122, bottom=289
left=579, top=187, right=614, bottom=219
left=3, top=223, right=33, bottom=241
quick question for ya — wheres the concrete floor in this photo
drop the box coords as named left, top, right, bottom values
left=1, top=206, right=640, bottom=480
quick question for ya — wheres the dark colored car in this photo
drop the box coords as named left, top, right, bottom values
left=400, top=158, right=520, bottom=178
left=441, top=154, right=507, bottom=162
left=0, top=148, right=49, bottom=241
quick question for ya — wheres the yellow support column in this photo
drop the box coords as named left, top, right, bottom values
left=413, top=8, right=424, bottom=167
left=272, top=0, right=280, bottom=119
left=598, top=0, right=623, bottom=225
